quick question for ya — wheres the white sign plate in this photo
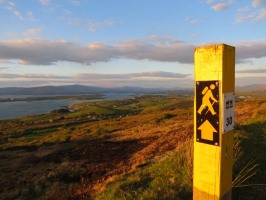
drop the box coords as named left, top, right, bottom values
left=223, top=92, right=235, bottom=133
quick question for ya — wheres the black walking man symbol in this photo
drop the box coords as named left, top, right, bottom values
left=197, top=84, right=218, bottom=115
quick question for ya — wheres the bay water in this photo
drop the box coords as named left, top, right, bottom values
left=0, top=93, right=137, bottom=120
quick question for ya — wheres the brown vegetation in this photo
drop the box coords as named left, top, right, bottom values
left=0, top=93, right=265, bottom=199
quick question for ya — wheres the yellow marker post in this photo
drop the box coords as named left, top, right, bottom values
left=193, top=44, right=235, bottom=200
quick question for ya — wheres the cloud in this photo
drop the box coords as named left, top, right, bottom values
left=64, top=9, right=72, bottom=15
left=116, top=40, right=195, bottom=63
left=8, top=1, right=15, bottom=7
left=235, top=41, right=266, bottom=62
left=0, top=73, right=69, bottom=79
left=87, top=19, right=114, bottom=32
left=64, top=17, right=115, bottom=32
left=236, top=0, right=266, bottom=23
left=0, top=71, right=193, bottom=88
left=24, top=28, right=42, bottom=37
left=212, top=2, right=231, bottom=11
left=76, top=71, right=191, bottom=80
left=0, top=38, right=265, bottom=65
left=252, top=0, right=266, bottom=7
left=148, top=35, right=184, bottom=45
left=236, top=69, right=266, bottom=73
left=70, top=0, right=80, bottom=6
left=39, top=0, right=50, bottom=5
left=27, top=11, right=37, bottom=21
left=237, top=6, right=249, bottom=13
left=185, top=17, right=203, bottom=24
left=5, top=1, right=23, bottom=20
left=99, top=77, right=194, bottom=88
left=66, top=17, right=81, bottom=26
left=3, top=1, right=36, bottom=21
left=1, top=70, right=264, bottom=89
left=236, top=8, right=266, bottom=23
left=256, top=8, right=266, bottom=20
left=75, top=71, right=193, bottom=88
left=236, top=13, right=256, bottom=23
left=0, top=38, right=195, bottom=65
left=0, top=59, right=15, bottom=64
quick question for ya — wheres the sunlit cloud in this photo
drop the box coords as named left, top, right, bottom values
left=236, top=8, right=266, bottom=23
left=212, top=2, right=231, bottom=11
left=252, top=0, right=266, bottom=7
left=256, top=8, right=266, bottom=20
left=208, top=0, right=236, bottom=11
left=236, top=0, right=266, bottom=23
left=236, top=13, right=256, bottom=23
left=0, top=38, right=195, bottom=65
left=0, top=38, right=265, bottom=66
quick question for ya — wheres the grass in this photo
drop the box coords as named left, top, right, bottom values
left=23, top=127, right=58, bottom=141
left=95, top=141, right=193, bottom=200
left=0, top=93, right=265, bottom=200
left=232, top=97, right=266, bottom=199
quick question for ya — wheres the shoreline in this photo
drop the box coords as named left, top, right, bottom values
left=0, top=93, right=138, bottom=120
left=0, top=94, right=105, bottom=102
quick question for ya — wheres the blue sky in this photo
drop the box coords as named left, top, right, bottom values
left=0, top=0, right=265, bottom=88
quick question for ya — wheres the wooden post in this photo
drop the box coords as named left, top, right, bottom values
left=193, top=44, right=235, bottom=199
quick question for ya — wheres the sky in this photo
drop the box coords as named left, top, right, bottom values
left=0, top=0, right=265, bottom=89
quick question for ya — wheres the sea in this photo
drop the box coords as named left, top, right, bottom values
left=0, top=93, right=137, bottom=120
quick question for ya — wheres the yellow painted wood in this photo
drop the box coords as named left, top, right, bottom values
left=193, top=44, right=235, bottom=200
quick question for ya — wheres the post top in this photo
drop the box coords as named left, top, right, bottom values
left=195, top=43, right=235, bottom=52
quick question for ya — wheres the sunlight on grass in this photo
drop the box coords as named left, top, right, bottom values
left=94, top=141, right=193, bottom=200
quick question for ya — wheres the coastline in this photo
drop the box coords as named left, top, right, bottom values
left=0, top=93, right=137, bottom=120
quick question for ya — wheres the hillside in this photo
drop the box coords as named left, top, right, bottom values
left=0, top=84, right=190, bottom=95
left=236, top=84, right=266, bottom=92
left=0, top=94, right=265, bottom=199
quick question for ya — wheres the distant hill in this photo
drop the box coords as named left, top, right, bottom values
left=0, top=85, right=100, bottom=95
left=0, top=84, right=192, bottom=95
left=236, top=84, right=266, bottom=92
left=0, top=84, right=265, bottom=95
